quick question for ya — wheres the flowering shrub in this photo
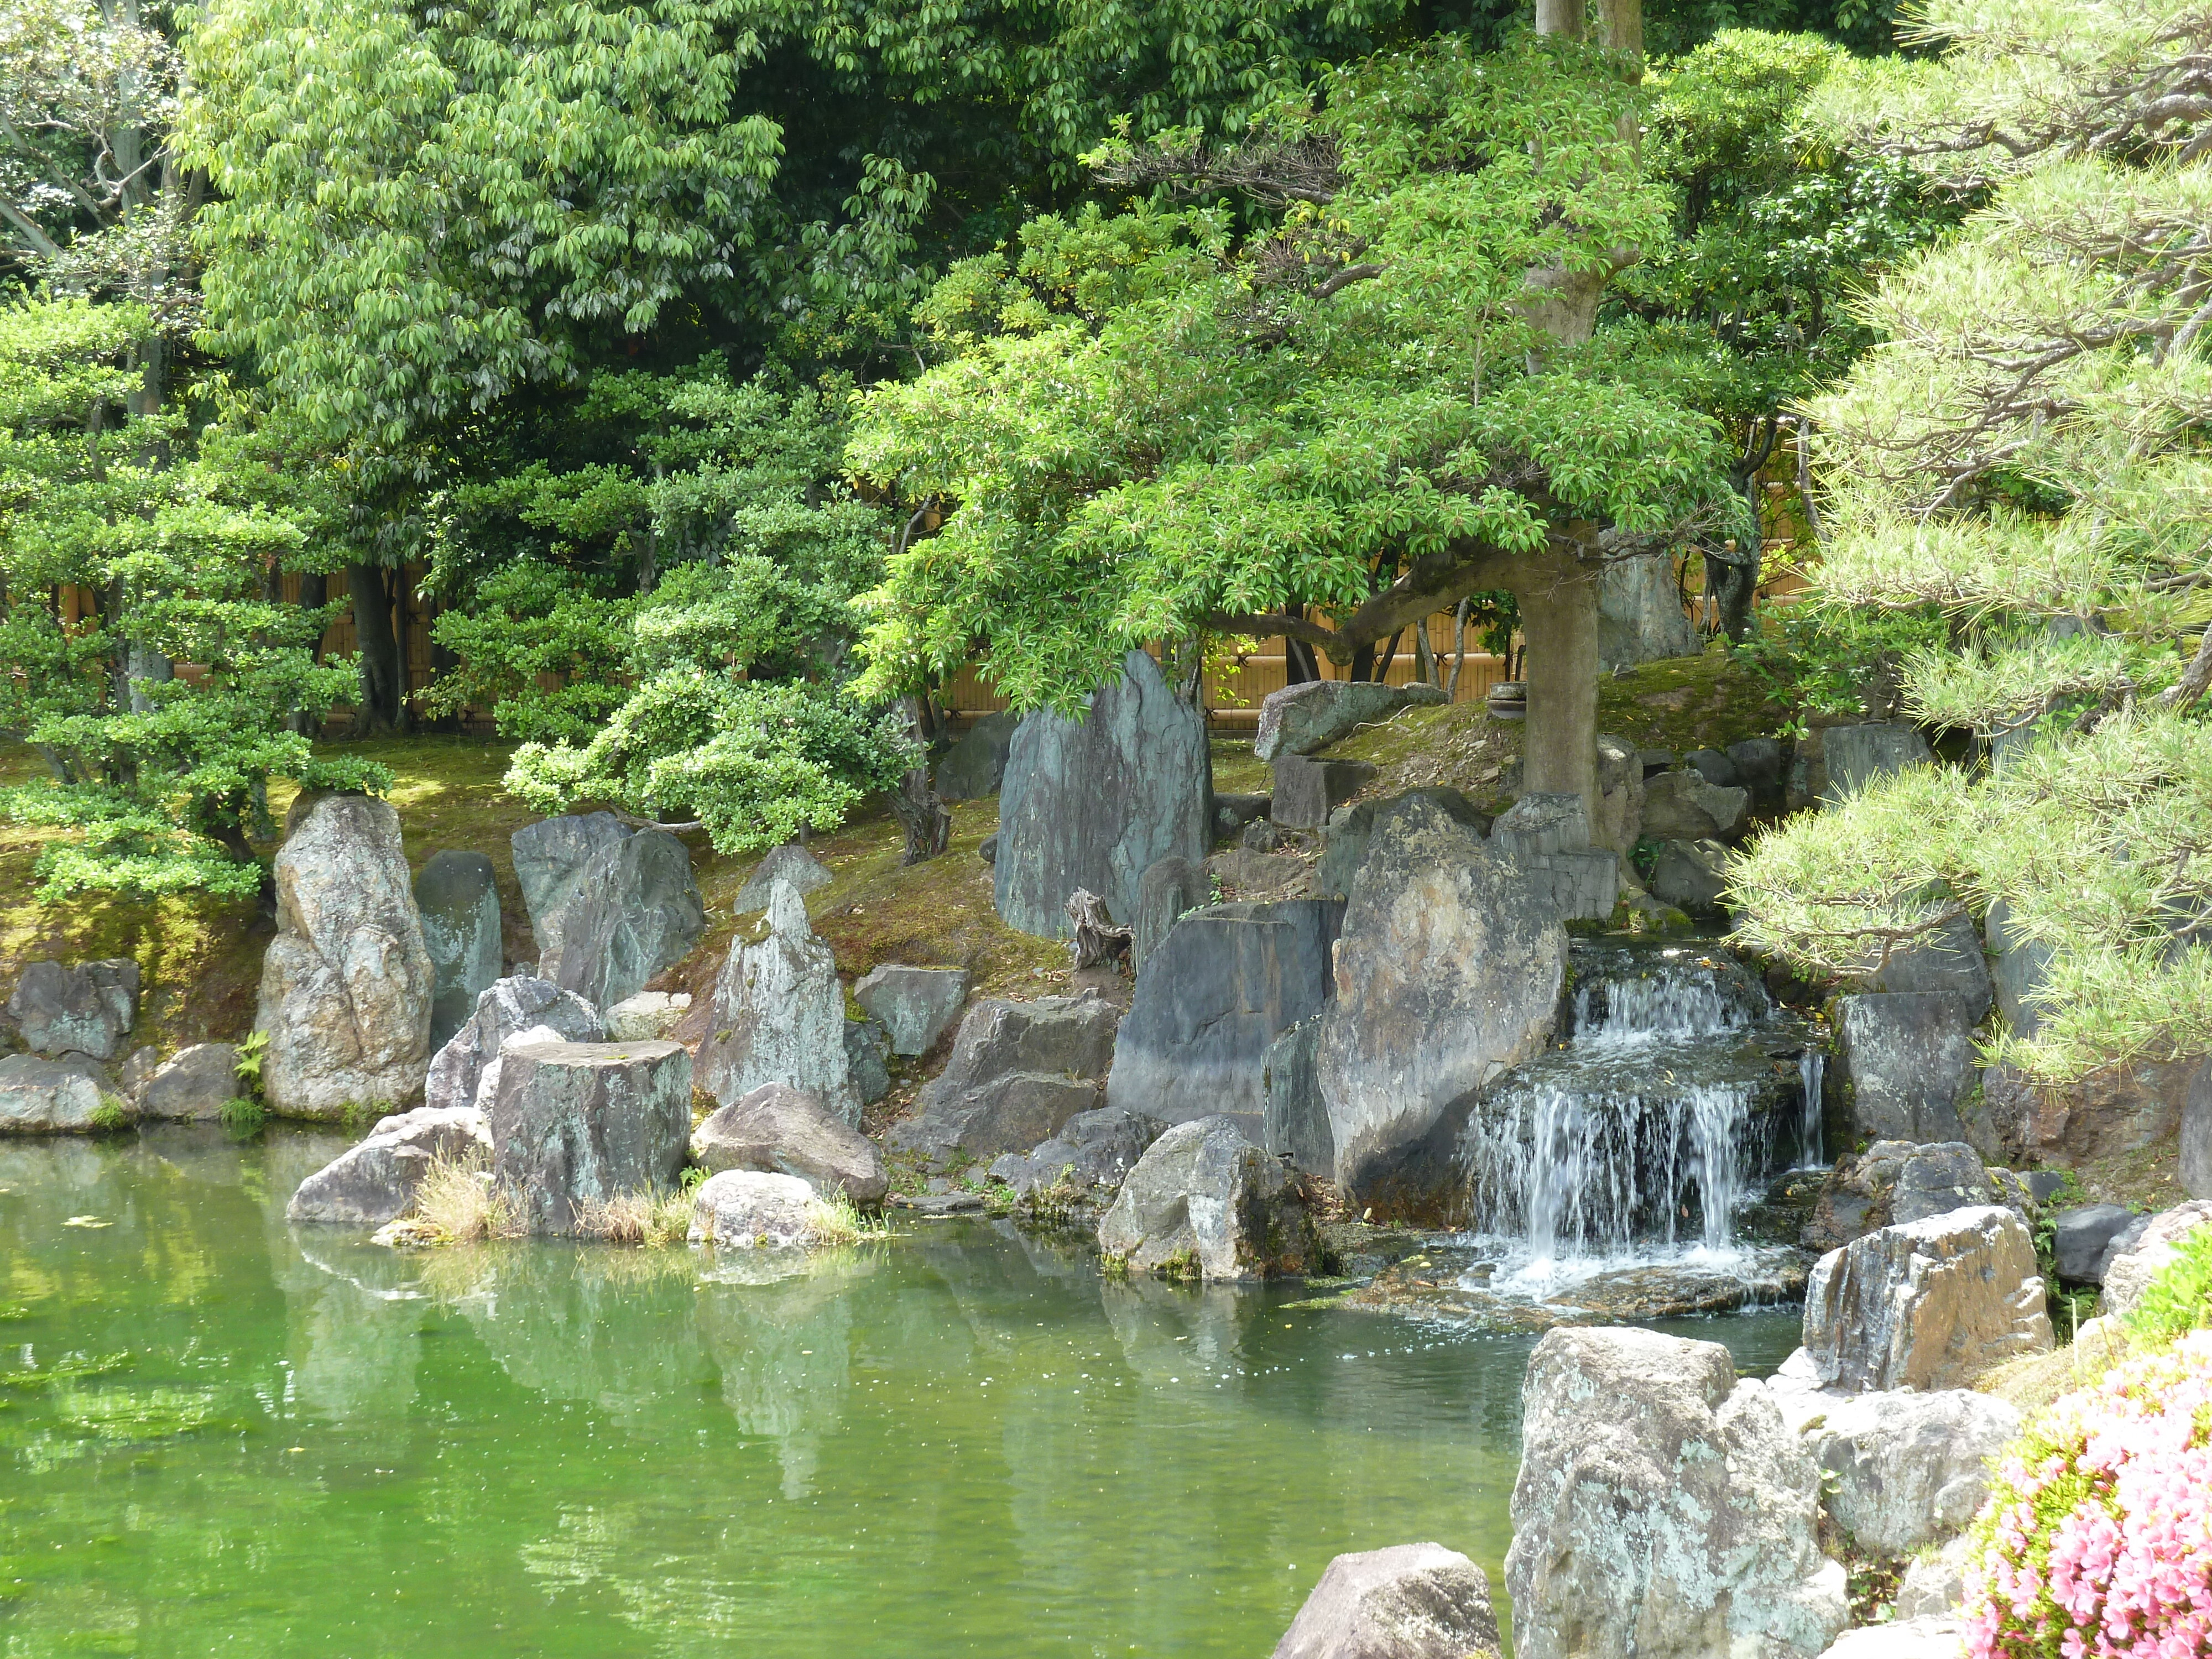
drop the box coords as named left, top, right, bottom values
left=1963, top=1329, right=2212, bottom=1658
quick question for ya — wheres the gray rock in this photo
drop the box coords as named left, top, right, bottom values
left=933, top=709, right=1019, bottom=801
left=532, top=824, right=705, bottom=1011
left=1272, top=1543, right=1501, bottom=1659
left=1895, top=1535, right=1973, bottom=1621
left=1490, top=791, right=1588, bottom=859
left=1817, top=1618, right=1966, bottom=1659
left=5, top=958, right=139, bottom=1060
left=1317, top=799, right=1563, bottom=1217
left=1802, top=1206, right=2052, bottom=1393
left=1208, top=847, right=1306, bottom=895
left=511, top=809, right=630, bottom=949
left=604, top=991, right=691, bottom=1040
left=995, top=649, right=1212, bottom=938
left=691, top=1083, right=887, bottom=1207
left=0, top=1052, right=112, bottom=1133
left=1253, top=679, right=1448, bottom=762
left=853, top=965, right=970, bottom=1056
left=138, top=1044, right=241, bottom=1121
left=1097, top=1115, right=1322, bottom=1281
left=1596, top=551, right=1700, bottom=671
left=489, top=1037, right=693, bottom=1234
left=1638, top=748, right=1675, bottom=774
left=1975, top=1053, right=2206, bottom=1173
left=1506, top=1327, right=1849, bottom=1659
left=1802, top=1141, right=2026, bottom=1251
left=2052, top=1203, right=2139, bottom=1282
left=1822, top=722, right=1934, bottom=805
left=734, top=842, right=833, bottom=914
left=1592, top=733, right=1645, bottom=858
left=843, top=1018, right=891, bottom=1108
left=1890, top=1141, right=2009, bottom=1227
left=886, top=992, right=1119, bottom=1162
left=688, top=1170, right=825, bottom=1248
left=285, top=1105, right=492, bottom=1226
left=118, top=1045, right=159, bottom=1102
left=413, top=849, right=502, bottom=1051
left=978, top=833, right=998, bottom=866
left=1133, top=855, right=1210, bottom=971
left=1639, top=768, right=1751, bottom=842
left=1855, top=914, right=1994, bottom=1025
left=1490, top=793, right=1618, bottom=919
left=1271, top=753, right=1378, bottom=829
left=2100, top=1199, right=2212, bottom=1314
left=1649, top=838, right=1730, bottom=912
left=1243, top=818, right=1296, bottom=852
left=2022, top=1170, right=2072, bottom=1206
left=1214, top=792, right=1272, bottom=838
left=425, top=975, right=604, bottom=1115
left=698, top=879, right=859, bottom=1123
left=1802, top=1389, right=2020, bottom=1557
left=1682, top=747, right=1740, bottom=787
left=1263, top=1016, right=1332, bottom=1177
left=1315, top=789, right=1489, bottom=901
left=257, top=794, right=435, bottom=1120
left=1727, top=738, right=1786, bottom=796
left=1984, top=899, right=2053, bottom=1040
left=987, top=1104, right=1165, bottom=1197
left=1833, top=994, right=1981, bottom=1144
left=1104, top=899, right=1342, bottom=1140
left=2183, top=1058, right=2211, bottom=1200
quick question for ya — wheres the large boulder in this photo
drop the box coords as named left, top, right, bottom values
left=1506, top=1327, right=1849, bottom=1659
left=1648, top=838, right=1730, bottom=914
left=1262, top=1016, right=1333, bottom=1177
left=843, top=1017, right=891, bottom=1108
left=257, top=793, right=435, bottom=1119
left=1832, top=994, right=1980, bottom=1145
left=526, top=821, right=705, bottom=1011
left=285, top=1105, right=492, bottom=1227
left=688, top=1169, right=824, bottom=1249
left=1801, top=1206, right=2052, bottom=1393
left=1976, top=1053, right=2209, bottom=1174
left=1271, top=754, right=1377, bottom=830
left=1852, top=914, right=1993, bottom=1024
left=1316, top=798, right=1563, bottom=1217
left=1639, top=768, right=1750, bottom=842
left=698, top=879, right=859, bottom=1123
left=885, top=992, right=1119, bottom=1163
left=4, top=958, right=139, bottom=1060
left=994, top=648, right=1211, bottom=938
left=1801, top=1389, right=2020, bottom=1558
left=2051, top=1202, right=2140, bottom=1282
left=1801, top=1141, right=2021, bottom=1252
left=1315, top=789, right=1489, bottom=901
left=2099, top=1199, right=2212, bottom=1315
left=425, top=975, right=604, bottom=1115
left=1595, top=552, right=1699, bottom=671
left=1821, top=722, right=1933, bottom=805
left=1096, top=1115, right=1322, bottom=1281
left=733, top=842, right=832, bottom=914
left=853, top=964, right=970, bottom=1056
left=137, top=1044, right=241, bottom=1121
left=987, top=1104, right=1164, bottom=1198
left=488, top=1037, right=693, bottom=1234
left=1132, top=855, right=1209, bottom=972
left=1104, top=899, right=1342, bottom=1140
left=0, top=1052, right=111, bottom=1133
left=933, top=709, right=1019, bottom=801
left=413, top=849, right=502, bottom=1051
left=691, top=1083, right=887, bottom=1207
left=1254, top=680, right=1448, bottom=762
left=1490, top=792, right=1618, bottom=922
left=1272, top=1543, right=1501, bottom=1659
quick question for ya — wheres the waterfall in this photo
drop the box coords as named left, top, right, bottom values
left=1797, top=1048, right=1825, bottom=1168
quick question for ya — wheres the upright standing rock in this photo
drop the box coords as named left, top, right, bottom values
left=1273, top=1543, right=1502, bottom=1659
left=698, top=879, right=858, bottom=1123
left=994, top=649, right=1211, bottom=938
left=1263, top=1016, right=1333, bottom=1177
left=257, top=794, right=435, bottom=1120
left=489, top=1037, right=692, bottom=1234
left=933, top=709, right=1019, bottom=801
left=885, top=992, right=1120, bottom=1162
left=1821, top=723, right=1933, bottom=804
left=1595, top=551, right=1700, bottom=671
left=1132, top=855, right=1209, bottom=971
left=733, top=843, right=833, bottom=914
left=414, top=850, right=503, bottom=1051
left=1832, top=994, right=1981, bottom=1144
left=533, top=824, right=705, bottom=1012
left=425, top=975, right=604, bottom=1115
left=4, top=959, right=139, bottom=1060
left=1317, top=798, right=1563, bottom=1217
left=2184, top=1060, right=2211, bottom=1199
left=512, top=810, right=630, bottom=932
left=1506, top=1327, right=1849, bottom=1659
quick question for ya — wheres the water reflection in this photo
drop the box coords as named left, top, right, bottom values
left=696, top=1252, right=874, bottom=1497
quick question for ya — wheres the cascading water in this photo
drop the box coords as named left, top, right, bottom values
left=1458, top=939, right=1820, bottom=1291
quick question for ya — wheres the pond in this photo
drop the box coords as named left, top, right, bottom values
left=0, top=1129, right=1801, bottom=1658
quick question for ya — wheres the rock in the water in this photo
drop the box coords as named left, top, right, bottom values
left=1802, top=1206, right=2052, bottom=1393
left=1133, top=855, right=1210, bottom=971
left=1316, top=789, right=1489, bottom=901
left=2099, top=1199, right=2212, bottom=1314
left=413, top=849, right=502, bottom=1051
left=1254, top=680, right=1449, bottom=763
left=1640, top=767, right=1751, bottom=842
left=1833, top=994, right=1980, bottom=1144
left=688, top=1170, right=825, bottom=1248
left=1648, top=838, right=1730, bottom=912
left=1506, top=1327, right=1849, bottom=1659
left=1263, top=1016, right=1332, bottom=1177
left=995, top=649, right=1211, bottom=938
left=137, top=1044, right=241, bottom=1121
left=1802, top=1389, right=2020, bottom=1558
left=698, top=879, right=859, bottom=1123
left=488, top=1037, right=692, bottom=1234
left=118, top=1045, right=159, bottom=1102
left=604, top=991, right=692, bottom=1041
left=531, top=823, right=705, bottom=1011
left=4, top=958, right=139, bottom=1060
left=886, top=992, right=1119, bottom=1162
left=1271, top=753, right=1378, bottom=830
left=843, top=1018, right=891, bottom=1107
left=988, top=1104, right=1165, bottom=1197
left=853, top=964, right=970, bottom=1056
left=257, top=794, right=435, bottom=1120
left=1272, top=1543, right=1501, bottom=1659
left=933, top=709, right=1019, bottom=801
left=734, top=842, right=833, bottom=914
left=1316, top=798, right=1563, bottom=1217
left=2052, top=1203, right=2140, bottom=1282
left=1817, top=1619, right=1965, bottom=1659
left=692, top=1082, right=887, bottom=1207
left=1822, top=722, right=1933, bottom=805
left=1096, top=1115, right=1321, bottom=1281
left=0, top=1052, right=112, bottom=1133
left=425, top=975, right=604, bottom=1115
left=285, top=1105, right=492, bottom=1226
left=1105, top=899, right=1342, bottom=1140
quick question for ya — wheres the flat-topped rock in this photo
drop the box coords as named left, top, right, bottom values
left=426, top=975, right=603, bottom=1115
left=0, top=1053, right=112, bottom=1134
left=1254, top=679, right=1448, bottom=762
left=489, top=1037, right=692, bottom=1235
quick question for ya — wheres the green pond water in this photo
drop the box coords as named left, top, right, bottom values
left=0, top=1128, right=1801, bottom=1658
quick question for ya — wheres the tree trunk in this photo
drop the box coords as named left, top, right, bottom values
left=885, top=695, right=951, bottom=865
left=1535, top=0, right=1583, bottom=36
left=1515, top=541, right=1602, bottom=824
left=348, top=563, right=404, bottom=735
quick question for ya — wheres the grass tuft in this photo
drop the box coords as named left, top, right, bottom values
left=411, top=1150, right=517, bottom=1244
left=572, top=1185, right=693, bottom=1246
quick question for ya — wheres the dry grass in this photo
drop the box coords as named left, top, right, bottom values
left=571, top=1185, right=693, bottom=1246
left=1975, top=1314, right=2138, bottom=1412
left=807, top=1187, right=896, bottom=1246
left=411, top=1149, right=519, bottom=1243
